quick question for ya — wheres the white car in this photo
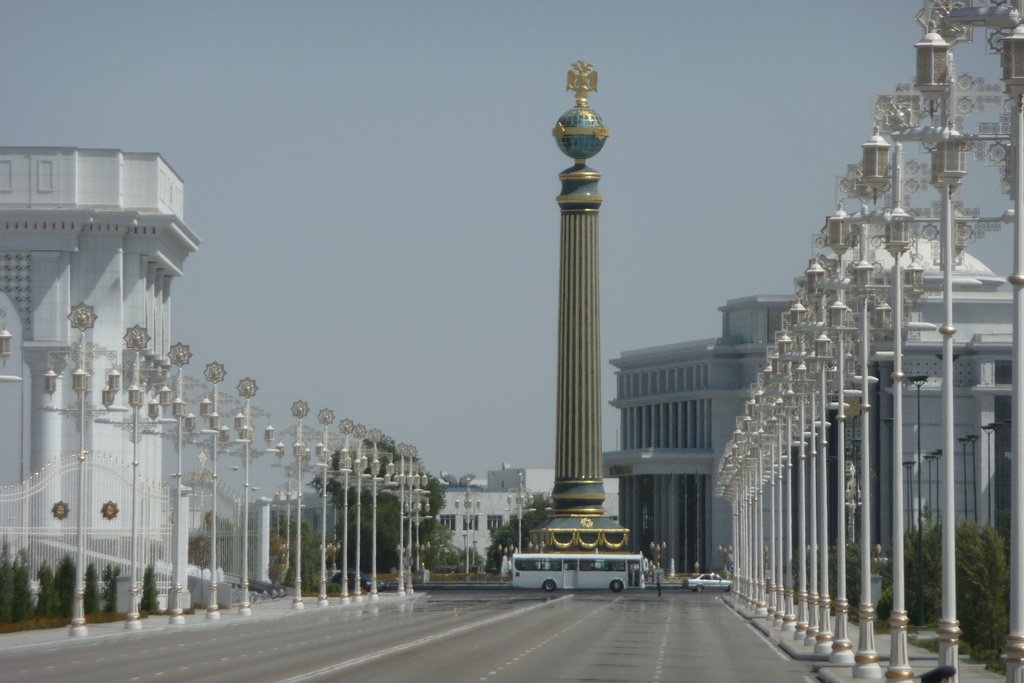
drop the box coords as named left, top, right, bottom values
left=687, top=573, right=732, bottom=592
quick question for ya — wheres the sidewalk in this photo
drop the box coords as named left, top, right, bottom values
left=727, top=596, right=1000, bottom=683
left=0, top=591, right=417, bottom=656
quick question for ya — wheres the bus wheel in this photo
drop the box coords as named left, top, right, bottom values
left=542, top=579, right=557, bottom=592
left=610, top=579, right=624, bottom=593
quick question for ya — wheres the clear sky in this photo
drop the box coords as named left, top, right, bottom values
left=0, top=1, right=1013, bottom=495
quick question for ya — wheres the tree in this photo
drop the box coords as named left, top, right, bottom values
left=0, top=543, right=13, bottom=622
left=102, top=564, right=121, bottom=613
left=956, top=522, right=1008, bottom=657
left=36, top=563, right=57, bottom=617
left=54, top=555, right=75, bottom=619
left=10, top=552, right=32, bottom=622
left=486, top=493, right=552, bottom=570
left=141, top=565, right=158, bottom=613
left=84, top=563, right=100, bottom=615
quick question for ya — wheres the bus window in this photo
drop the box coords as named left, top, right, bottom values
left=564, top=560, right=578, bottom=570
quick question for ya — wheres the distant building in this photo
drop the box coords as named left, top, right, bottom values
left=605, top=242, right=1012, bottom=573
left=436, top=465, right=620, bottom=568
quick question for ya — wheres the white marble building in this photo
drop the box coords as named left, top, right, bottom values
left=0, top=146, right=198, bottom=482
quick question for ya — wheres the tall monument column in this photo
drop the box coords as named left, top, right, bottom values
left=530, top=61, right=628, bottom=552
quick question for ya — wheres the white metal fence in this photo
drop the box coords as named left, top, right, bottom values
left=0, top=451, right=171, bottom=591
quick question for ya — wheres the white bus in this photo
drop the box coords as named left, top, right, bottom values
left=510, top=553, right=645, bottom=592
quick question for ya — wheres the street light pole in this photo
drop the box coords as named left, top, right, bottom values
left=1002, top=21, right=1024, bottom=680
left=368, top=428, right=383, bottom=600
left=352, top=423, right=367, bottom=601
left=290, top=400, right=309, bottom=610
left=67, top=302, right=97, bottom=637
left=166, top=342, right=192, bottom=625
left=236, top=377, right=258, bottom=616
left=123, top=324, right=152, bottom=630
left=315, top=408, right=334, bottom=608
left=982, top=422, right=1002, bottom=526
left=201, top=361, right=226, bottom=620
left=908, top=374, right=928, bottom=629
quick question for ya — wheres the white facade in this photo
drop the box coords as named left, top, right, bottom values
left=0, top=147, right=199, bottom=486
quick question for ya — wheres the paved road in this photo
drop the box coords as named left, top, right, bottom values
left=3, top=590, right=817, bottom=683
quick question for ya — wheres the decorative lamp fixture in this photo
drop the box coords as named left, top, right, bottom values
left=72, top=367, right=90, bottom=394
left=885, top=207, right=913, bottom=256
left=931, top=139, right=966, bottom=187
left=915, top=26, right=949, bottom=101
left=0, top=327, right=10, bottom=363
left=829, top=299, right=850, bottom=329
left=826, top=204, right=851, bottom=256
left=872, top=301, right=893, bottom=331
left=805, top=258, right=826, bottom=294
left=44, top=368, right=58, bottom=397
left=1001, top=23, right=1024, bottom=97
left=147, top=398, right=160, bottom=421
left=860, top=126, right=891, bottom=203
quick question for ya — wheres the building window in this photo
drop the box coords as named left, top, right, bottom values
left=462, top=515, right=479, bottom=531
left=439, top=514, right=455, bottom=531
left=487, top=515, right=504, bottom=530
left=996, top=360, right=1012, bottom=385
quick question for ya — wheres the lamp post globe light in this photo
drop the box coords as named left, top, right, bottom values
left=166, top=341, right=193, bottom=625
left=198, top=361, right=227, bottom=620
left=235, top=377, right=259, bottom=616
left=315, top=408, right=334, bottom=608
left=289, top=400, right=310, bottom=609
left=67, top=302, right=97, bottom=636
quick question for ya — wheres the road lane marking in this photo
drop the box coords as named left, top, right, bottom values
left=279, top=597, right=572, bottom=683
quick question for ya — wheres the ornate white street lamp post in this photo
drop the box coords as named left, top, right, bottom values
left=200, top=361, right=226, bottom=620
left=67, top=302, right=97, bottom=637
left=315, top=408, right=334, bottom=608
left=339, top=419, right=357, bottom=603
left=884, top=182, right=915, bottom=681
left=122, top=323, right=152, bottom=630
left=367, top=428, right=383, bottom=600
left=166, top=342, right=192, bottom=625
left=236, top=377, right=258, bottom=616
left=290, top=399, right=309, bottom=609
left=352, top=423, right=367, bottom=601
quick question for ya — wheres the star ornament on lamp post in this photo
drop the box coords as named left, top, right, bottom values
left=67, top=302, right=97, bottom=333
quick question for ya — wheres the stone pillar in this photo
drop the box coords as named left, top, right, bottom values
left=530, top=61, right=627, bottom=551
